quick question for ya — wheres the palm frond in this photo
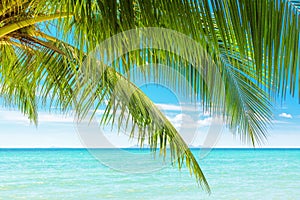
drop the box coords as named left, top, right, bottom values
left=0, top=36, right=77, bottom=123
left=76, top=65, right=211, bottom=192
left=54, top=0, right=300, bottom=98
left=0, top=34, right=211, bottom=191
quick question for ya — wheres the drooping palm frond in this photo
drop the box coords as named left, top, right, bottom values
left=0, top=0, right=79, bottom=120
left=204, top=0, right=300, bottom=100
left=0, top=25, right=212, bottom=191
left=0, top=0, right=299, bottom=193
left=77, top=27, right=273, bottom=146
left=42, top=0, right=298, bottom=143
left=76, top=65, right=211, bottom=191
left=0, top=40, right=78, bottom=123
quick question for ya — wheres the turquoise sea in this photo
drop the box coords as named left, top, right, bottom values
left=0, top=149, right=299, bottom=200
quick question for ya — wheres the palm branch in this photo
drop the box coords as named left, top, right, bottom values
left=0, top=0, right=299, bottom=193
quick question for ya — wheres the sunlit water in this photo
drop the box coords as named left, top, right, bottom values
left=0, top=149, right=299, bottom=199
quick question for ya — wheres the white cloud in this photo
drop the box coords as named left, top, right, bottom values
left=279, top=113, right=293, bottom=119
left=167, top=113, right=213, bottom=129
left=172, top=113, right=195, bottom=123
left=197, top=117, right=213, bottom=127
left=0, top=110, right=74, bottom=124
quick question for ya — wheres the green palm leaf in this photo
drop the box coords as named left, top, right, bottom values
left=0, top=0, right=299, bottom=193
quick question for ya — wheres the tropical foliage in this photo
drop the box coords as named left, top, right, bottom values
left=0, top=0, right=299, bottom=192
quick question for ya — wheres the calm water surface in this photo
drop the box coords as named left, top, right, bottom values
left=0, top=149, right=299, bottom=199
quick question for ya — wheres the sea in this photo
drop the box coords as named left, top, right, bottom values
left=0, top=148, right=299, bottom=200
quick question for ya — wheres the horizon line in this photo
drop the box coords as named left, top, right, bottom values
left=0, top=147, right=299, bottom=150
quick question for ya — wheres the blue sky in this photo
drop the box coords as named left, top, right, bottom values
left=0, top=84, right=299, bottom=148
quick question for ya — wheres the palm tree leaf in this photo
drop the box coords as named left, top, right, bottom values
left=3, top=0, right=297, bottom=101
left=76, top=65, right=211, bottom=192
left=0, top=35, right=212, bottom=191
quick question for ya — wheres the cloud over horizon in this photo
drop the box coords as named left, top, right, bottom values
left=279, top=113, right=293, bottom=119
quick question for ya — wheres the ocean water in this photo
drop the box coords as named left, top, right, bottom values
left=0, top=149, right=299, bottom=200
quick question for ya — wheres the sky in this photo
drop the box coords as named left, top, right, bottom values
left=0, top=84, right=299, bottom=148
